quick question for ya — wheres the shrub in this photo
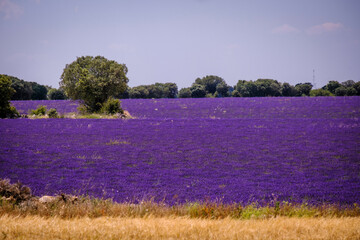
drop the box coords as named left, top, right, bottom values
left=48, top=88, right=67, bottom=100
left=7, top=106, right=20, bottom=119
left=179, top=88, right=191, bottom=98
left=232, top=90, right=241, bottom=97
left=101, top=98, right=124, bottom=115
left=30, top=105, right=47, bottom=116
left=310, top=89, right=333, bottom=97
left=335, top=86, right=347, bottom=96
left=47, top=108, right=59, bottom=118
left=0, top=178, right=32, bottom=205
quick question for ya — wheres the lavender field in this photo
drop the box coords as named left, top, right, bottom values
left=1, top=97, right=360, bottom=205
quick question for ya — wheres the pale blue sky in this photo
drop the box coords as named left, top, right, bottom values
left=1, top=0, right=359, bottom=89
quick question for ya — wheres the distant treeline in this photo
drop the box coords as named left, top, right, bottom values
left=1, top=74, right=66, bottom=101
left=121, top=76, right=360, bottom=99
left=3, top=74, right=360, bottom=100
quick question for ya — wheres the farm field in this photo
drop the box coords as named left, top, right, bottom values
left=1, top=97, right=360, bottom=205
left=1, top=215, right=360, bottom=240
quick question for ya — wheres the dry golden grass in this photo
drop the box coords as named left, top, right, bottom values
left=1, top=215, right=360, bottom=240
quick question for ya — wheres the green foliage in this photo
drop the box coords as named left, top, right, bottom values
left=310, top=89, right=333, bottom=97
left=195, top=75, right=225, bottom=95
left=341, top=80, right=355, bottom=88
left=0, top=74, right=49, bottom=100
left=30, top=105, right=47, bottom=116
left=353, top=82, right=360, bottom=95
left=295, top=83, right=313, bottom=96
left=323, top=80, right=341, bottom=94
left=236, top=80, right=258, bottom=97
left=334, top=86, right=347, bottom=96
left=31, top=82, right=48, bottom=100
left=8, top=106, right=20, bottom=119
left=231, top=90, right=241, bottom=97
left=0, top=75, right=19, bottom=118
left=254, top=79, right=282, bottom=97
left=129, top=87, right=146, bottom=99
left=48, top=88, right=67, bottom=100
left=161, top=83, right=178, bottom=98
left=60, top=56, right=129, bottom=112
left=117, top=86, right=130, bottom=99
left=178, top=88, right=191, bottom=98
left=334, top=86, right=357, bottom=96
left=47, top=108, right=59, bottom=118
left=281, top=82, right=298, bottom=96
left=215, top=82, right=230, bottom=97
left=345, top=87, right=357, bottom=96
left=8, top=75, right=32, bottom=100
left=128, top=83, right=178, bottom=99
left=190, top=84, right=206, bottom=98
left=101, top=98, right=124, bottom=115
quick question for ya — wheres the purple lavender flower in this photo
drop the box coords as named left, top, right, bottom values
left=2, top=97, right=359, bottom=205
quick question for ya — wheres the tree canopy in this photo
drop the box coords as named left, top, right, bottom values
left=128, top=83, right=178, bottom=99
left=0, top=75, right=19, bottom=118
left=60, top=56, right=129, bottom=112
left=47, top=88, right=67, bottom=100
left=194, top=75, right=226, bottom=95
left=0, top=74, right=48, bottom=100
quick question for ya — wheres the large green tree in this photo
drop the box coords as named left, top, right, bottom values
left=295, top=83, right=313, bottom=96
left=30, top=82, right=48, bottom=100
left=323, top=80, right=341, bottom=94
left=128, top=83, right=178, bottom=99
left=48, top=88, right=67, bottom=100
left=60, top=56, right=129, bottom=112
left=0, top=75, right=19, bottom=118
left=190, top=84, right=206, bottom=98
left=194, top=75, right=226, bottom=95
left=254, top=79, right=281, bottom=97
left=215, top=82, right=230, bottom=97
left=281, top=82, right=298, bottom=96
left=8, top=75, right=32, bottom=100
left=178, top=88, right=191, bottom=98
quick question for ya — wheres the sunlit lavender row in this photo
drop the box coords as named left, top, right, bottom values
left=2, top=97, right=360, bottom=205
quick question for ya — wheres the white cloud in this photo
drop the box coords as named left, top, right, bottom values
left=0, top=0, right=23, bottom=19
left=306, top=22, right=343, bottom=35
left=272, top=24, right=300, bottom=34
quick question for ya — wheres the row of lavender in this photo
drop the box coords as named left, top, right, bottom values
left=11, top=97, right=359, bottom=119
left=1, top=97, right=359, bottom=205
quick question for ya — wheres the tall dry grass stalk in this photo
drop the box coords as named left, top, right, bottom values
left=1, top=215, right=359, bottom=240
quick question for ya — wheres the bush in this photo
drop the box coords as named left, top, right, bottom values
left=310, top=89, right=333, bottom=97
left=48, top=89, right=67, bottom=100
left=335, top=86, right=347, bottom=96
left=77, top=104, right=90, bottom=115
left=101, top=98, right=124, bottom=115
left=232, top=90, right=241, bottom=97
left=30, top=105, right=47, bottom=116
left=7, top=106, right=20, bottom=118
left=179, top=88, right=191, bottom=98
left=0, top=178, right=32, bottom=205
left=48, top=108, right=59, bottom=118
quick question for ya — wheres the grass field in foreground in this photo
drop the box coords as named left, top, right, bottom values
left=1, top=215, right=360, bottom=240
